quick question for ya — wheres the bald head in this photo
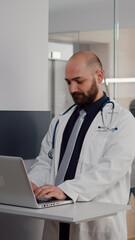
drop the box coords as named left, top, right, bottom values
left=67, top=51, right=103, bottom=73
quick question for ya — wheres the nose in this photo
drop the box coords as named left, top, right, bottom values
left=69, top=82, right=78, bottom=93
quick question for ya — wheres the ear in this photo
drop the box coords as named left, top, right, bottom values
left=95, top=70, right=104, bottom=84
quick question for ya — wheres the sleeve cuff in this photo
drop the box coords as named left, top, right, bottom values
left=58, top=182, right=78, bottom=203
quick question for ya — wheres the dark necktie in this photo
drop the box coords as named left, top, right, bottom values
left=55, top=109, right=86, bottom=186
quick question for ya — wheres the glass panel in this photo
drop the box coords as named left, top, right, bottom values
left=116, top=1, right=135, bottom=239
left=115, top=0, right=135, bottom=110
left=49, top=32, right=79, bottom=60
left=48, top=1, right=115, bottom=115
left=48, top=59, right=74, bottom=117
left=48, top=32, right=79, bottom=116
left=78, top=29, right=114, bottom=98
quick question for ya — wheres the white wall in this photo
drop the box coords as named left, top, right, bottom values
left=0, top=1, right=48, bottom=239
left=0, top=0, right=48, bottom=110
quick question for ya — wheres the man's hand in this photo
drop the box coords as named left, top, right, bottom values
left=30, top=181, right=38, bottom=192
left=34, top=184, right=67, bottom=200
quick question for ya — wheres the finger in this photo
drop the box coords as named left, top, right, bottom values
left=44, top=192, right=55, bottom=199
left=30, top=181, right=38, bottom=192
left=36, top=188, right=58, bottom=199
left=45, top=190, right=67, bottom=200
left=35, top=187, right=54, bottom=198
left=36, top=190, right=52, bottom=199
left=34, top=185, right=50, bottom=195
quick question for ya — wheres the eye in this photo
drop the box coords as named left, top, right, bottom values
left=76, top=79, right=83, bottom=84
left=66, top=79, right=71, bottom=85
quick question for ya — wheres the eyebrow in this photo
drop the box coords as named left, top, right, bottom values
left=65, top=76, right=82, bottom=81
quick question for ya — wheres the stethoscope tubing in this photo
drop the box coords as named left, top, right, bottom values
left=48, top=99, right=117, bottom=159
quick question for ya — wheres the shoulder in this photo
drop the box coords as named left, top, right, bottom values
left=50, top=104, right=77, bottom=127
left=111, top=100, right=135, bottom=131
left=113, top=100, right=134, bottom=119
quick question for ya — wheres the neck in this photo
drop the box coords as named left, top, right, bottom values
left=93, top=90, right=104, bottom=103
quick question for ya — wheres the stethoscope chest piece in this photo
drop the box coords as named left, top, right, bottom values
left=48, top=148, right=54, bottom=159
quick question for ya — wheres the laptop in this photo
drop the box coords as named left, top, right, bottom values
left=0, top=155, right=73, bottom=209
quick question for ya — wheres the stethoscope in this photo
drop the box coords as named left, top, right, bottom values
left=48, top=104, right=76, bottom=159
left=98, top=99, right=118, bottom=132
left=48, top=99, right=118, bottom=159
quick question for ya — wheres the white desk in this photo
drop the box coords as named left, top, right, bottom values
left=0, top=201, right=130, bottom=224
left=0, top=202, right=130, bottom=240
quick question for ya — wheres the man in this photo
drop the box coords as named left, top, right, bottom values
left=29, top=51, right=135, bottom=240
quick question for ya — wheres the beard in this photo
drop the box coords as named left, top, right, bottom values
left=71, top=80, right=98, bottom=107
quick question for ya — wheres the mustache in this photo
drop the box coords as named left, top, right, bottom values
left=71, top=92, right=84, bottom=98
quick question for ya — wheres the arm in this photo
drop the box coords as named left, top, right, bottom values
left=28, top=116, right=58, bottom=187
left=29, top=116, right=67, bottom=200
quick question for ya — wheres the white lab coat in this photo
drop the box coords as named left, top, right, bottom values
left=29, top=101, right=135, bottom=240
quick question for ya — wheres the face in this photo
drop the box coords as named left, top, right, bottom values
left=65, top=58, right=99, bottom=107
left=71, top=79, right=98, bottom=107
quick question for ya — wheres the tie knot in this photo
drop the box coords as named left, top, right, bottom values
left=79, top=109, right=86, bottom=118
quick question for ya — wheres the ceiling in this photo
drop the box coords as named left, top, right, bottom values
left=49, top=0, right=135, bottom=33
left=49, top=0, right=106, bottom=12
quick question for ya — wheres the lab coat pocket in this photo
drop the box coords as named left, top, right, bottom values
left=82, top=131, right=110, bottom=167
